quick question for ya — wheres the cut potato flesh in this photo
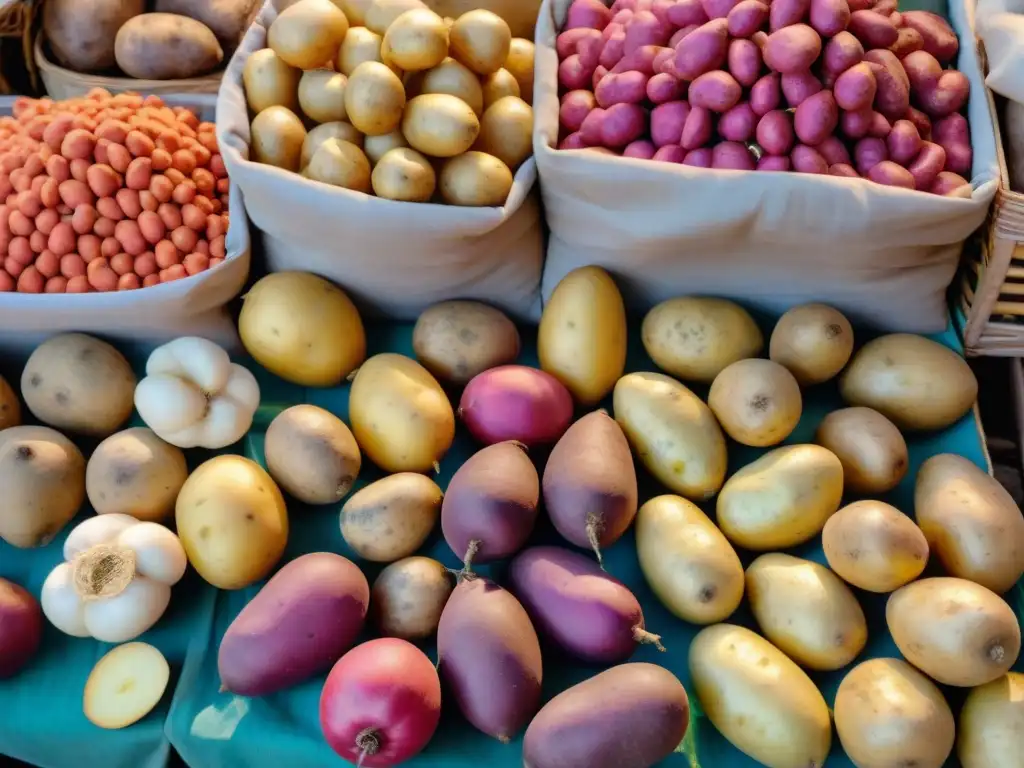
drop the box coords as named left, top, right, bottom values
left=84, top=642, right=170, bottom=730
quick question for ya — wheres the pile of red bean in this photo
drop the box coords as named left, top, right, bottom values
left=0, top=89, right=231, bottom=293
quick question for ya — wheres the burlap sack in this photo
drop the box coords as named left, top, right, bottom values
left=0, top=95, right=250, bottom=352
left=534, top=0, right=999, bottom=332
left=216, top=2, right=544, bottom=322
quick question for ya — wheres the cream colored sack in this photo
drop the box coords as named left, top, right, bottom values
left=535, top=0, right=998, bottom=333
left=217, top=2, right=543, bottom=321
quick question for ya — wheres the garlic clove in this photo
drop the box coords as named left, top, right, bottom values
left=83, top=577, right=172, bottom=644
left=135, top=374, right=209, bottom=436
left=146, top=337, right=232, bottom=394
left=116, top=523, right=188, bottom=585
left=40, top=563, right=90, bottom=637
left=224, top=364, right=262, bottom=411
left=63, top=513, right=138, bottom=561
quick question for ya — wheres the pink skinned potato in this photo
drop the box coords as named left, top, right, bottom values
left=847, top=0, right=872, bottom=9
left=763, top=24, right=823, bottom=75
left=599, top=31, right=627, bottom=69
left=441, top=441, right=539, bottom=567
left=647, top=72, right=684, bottom=103
left=651, top=0, right=676, bottom=25
left=459, top=366, right=573, bottom=447
left=560, top=91, right=598, bottom=133
left=0, top=578, right=42, bottom=679
left=791, top=144, right=829, bottom=173
left=756, top=110, right=796, bottom=155
left=522, top=663, right=690, bottom=768
left=873, top=0, right=897, bottom=15
left=653, top=46, right=676, bottom=73
left=809, top=0, right=850, bottom=36
left=681, top=106, right=714, bottom=149
left=901, top=50, right=942, bottom=94
left=712, top=141, right=756, bottom=169
left=611, top=9, right=634, bottom=25
left=579, top=108, right=607, bottom=144
left=611, top=45, right=666, bottom=74
left=624, top=10, right=671, bottom=53
left=593, top=64, right=610, bottom=88
left=602, top=102, right=648, bottom=147
left=830, top=162, right=860, bottom=176
left=906, top=105, right=932, bottom=140
left=651, top=101, right=690, bottom=147
left=559, top=55, right=597, bottom=91
left=758, top=155, right=792, bottom=170
left=854, top=136, right=889, bottom=174
left=702, top=0, right=743, bottom=19
left=864, top=49, right=910, bottom=120
left=868, top=160, right=915, bottom=188
left=565, top=0, right=614, bottom=31
left=727, top=0, right=769, bottom=37
left=667, top=0, right=710, bottom=27
left=932, top=112, right=972, bottom=174
left=781, top=71, right=822, bottom=107
left=683, top=147, right=714, bottom=166
left=848, top=9, right=898, bottom=48
left=930, top=171, right=971, bottom=196
left=674, top=18, right=729, bottom=79
left=834, top=62, right=877, bottom=111
left=900, top=10, right=958, bottom=63
left=794, top=90, right=838, bottom=145
left=557, top=28, right=602, bottom=59
left=437, top=578, right=543, bottom=742
left=653, top=144, right=686, bottom=162
left=603, top=20, right=625, bottom=41
left=769, top=0, right=810, bottom=32
left=719, top=102, right=757, bottom=141
left=822, top=31, right=864, bottom=77
left=218, top=553, right=369, bottom=697
left=320, top=639, right=441, bottom=768
left=869, top=110, right=892, bottom=137
left=750, top=73, right=782, bottom=115
left=817, top=135, right=852, bottom=164
left=624, top=139, right=657, bottom=158
left=689, top=70, right=742, bottom=112
left=578, top=34, right=605, bottom=69
left=917, top=70, right=970, bottom=118
left=595, top=71, right=650, bottom=107
left=887, top=119, right=922, bottom=164
left=559, top=132, right=589, bottom=149
left=907, top=141, right=947, bottom=188
left=669, top=25, right=698, bottom=48
left=752, top=29, right=768, bottom=48
left=890, top=26, right=925, bottom=58
left=728, top=38, right=763, bottom=87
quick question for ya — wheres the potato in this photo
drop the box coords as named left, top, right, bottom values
left=887, top=577, right=1021, bottom=687
left=449, top=9, right=511, bottom=75
left=708, top=359, right=802, bottom=448
left=424, top=0, right=540, bottom=38
left=474, top=96, right=533, bottom=169
left=403, top=94, right=481, bottom=157
left=0, top=578, right=42, bottom=679
left=916, top=453, right=1024, bottom=594
left=43, top=0, right=144, bottom=72
left=746, top=553, right=867, bottom=671
left=459, top=366, right=572, bottom=447
left=268, top=0, right=349, bottom=69
left=372, top=147, right=436, bottom=201
left=958, top=672, right=1024, bottom=768
left=175, top=455, right=289, bottom=590
left=840, top=333, right=979, bottom=431
left=835, top=658, right=955, bottom=768
left=815, top=406, right=908, bottom=494
left=349, top=354, right=455, bottom=473
left=717, top=444, right=843, bottom=551
left=539, top=265, right=627, bottom=405
left=239, top=272, right=366, bottom=387
left=420, top=58, right=485, bottom=116
left=306, top=139, right=372, bottom=191
left=641, top=297, right=763, bottom=383
left=335, top=0, right=373, bottom=24
left=84, top=643, right=169, bottom=730
left=412, top=300, right=520, bottom=384
left=298, top=69, right=348, bottom=124
left=689, top=624, right=832, bottom=768
left=244, top=48, right=301, bottom=114
left=769, top=302, right=854, bottom=385
left=341, top=473, right=442, bottom=561
left=301, top=121, right=364, bottom=167
left=636, top=495, right=744, bottom=625
left=21, top=333, right=135, bottom=437
left=345, top=61, right=407, bottom=137
left=439, top=151, right=513, bottom=206
left=265, top=405, right=361, bottom=505
left=822, top=500, right=928, bottom=593
left=614, top=372, right=728, bottom=501
left=371, top=556, right=453, bottom=640
left=481, top=68, right=522, bottom=109
left=86, top=427, right=188, bottom=523
left=155, top=0, right=260, bottom=45
left=382, top=8, right=449, bottom=71
left=365, top=0, right=427, bottom=34
left=114, top=13, right=224, bottom=80
left=363, top=129, right=409, bottom=165
left=336, top=26, right=385, bottom=75
left=251, top=105, right=307, bottom=171
left=505, top=38, right=535, bottom=103
left=0, top=374, right=20, bottom=430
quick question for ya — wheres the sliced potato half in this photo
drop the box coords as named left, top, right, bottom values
left=84, top=642, right=170, bottom=730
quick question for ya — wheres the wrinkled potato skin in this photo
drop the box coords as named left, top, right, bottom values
left=115, top=14, right=224, bottom=80
left=957, top=672, right=1024, bottom=768
left=155, top=0, right=261, bottom=45
left=340, top=473, right=442, bottom=562
left=815, top=407, right=908, bottom=494
left=0, top=375, right=20, bottom=430
left=413, top=301, right=520, bottom=384
left=44, top=0, right=144, bottom=71
left=371, top=556, right=453, bottom=640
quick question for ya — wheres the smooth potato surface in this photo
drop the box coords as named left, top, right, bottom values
left=957, top=672, right=1024, bottom=768
left=769, top=303, right=854, bottom=385
left=708, top=358, right=802, bottom=447
left=115, top=13, right=224, bottom=80
left=815, top=407, right=908, bottom=494
left=371, top=556, right=453, bottom=640
left=412, top=300, right=519, bottom=384
left=340, top=473, right=442, bottom=562
left=265, top=405, right=361, bottom=505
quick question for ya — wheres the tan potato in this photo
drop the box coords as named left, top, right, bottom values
left=746, top=553, right=867, bottom=671
left=815, top=406, right=908, bottom=494
left=480, top=68, right=521, bottom=108
left=371, top=147, right=436, bottom=201
left=769, top=303, right=855, bottom=385
left=21, top=333, right=136, bottom=437
left=475, top=95, right=533, bottom=169
left=689, top=624, right=832, bottom=768
left=423, top=0, right=541, bottom=38
left=345, top=61, right=407, bottom=136
left=114, top=13, right=224, bottom=80
left=268, top=0, right=349, bottom=69
left=298, top=69, right=348, bottom=123
left=83, top=643, right=170, bottom=730
left=365, top=0, right=427, bottom=34
left=822, top=500, right=928, bottom=593
left=371, top=556, right=453, bottom=639
left=0, top=374, right=20, bottom=430
left=251, top=105, right=307, bottom=171
left=887, top=577, right=1021, bottom=687
left=916, top=453, right=1024, bottom=594
left=0, top=426, right=85, bottom=549
left=504, top=38, right=535, bottom=103
left=420, top=58, right=484, bottom=115
left=717, top=444, right=843, bottom=551
left=382, top=8, right=448, bottom=71
left=243, top=48, right=301, bottom=114
left=154, top=0, right=261, bottom=45
left=412, top=300, right=520, bottom=384
left=438, top=151, right=512, bottom=206
left=337, top=26, right=385, bottom=75
left=301, top=121, right=363, bottom=167
left=840, top=333, right=978, bottom=431
left=43, top=0, right=144, bottom=72
left=86, top=427, right=188, bottom=523
left=635, top=495, right=744, bottom=625
left=403, top=93, right=481, bottom=157
left=835, top=658, right=955, bottom=768
left=641, top=297, right=763, bottom=383
left=306, top=139, right=372, bottom=192
left=958, top=672, right=1024, bottom=768
left=264, top=405, right=362, bottom=505
left=708, top=358, right=802, bottom=447
left=363, top=129, right=409, bottom=165
left=335, top=0, right=374, bottom=25
left=340, top=473, right=442, bottom=561
left=449, top=9, right=511, bottom=75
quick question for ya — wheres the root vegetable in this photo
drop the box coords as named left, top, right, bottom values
left=83, top=643, right=170, bottom=730
left=459, top=366, right=572, bottom=446
left=341, top=473, right=442, bottom=563
left=370, top=557, right=453, bottom=640
left=0, top=578, right=42, bottom=679
left=265, top=405, right=361, bottom=505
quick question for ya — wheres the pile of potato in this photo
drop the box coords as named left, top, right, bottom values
left=245, top=0, right=536, bottom=206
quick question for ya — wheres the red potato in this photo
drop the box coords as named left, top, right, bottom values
left=782, top=72, right=822, bottom=107
left=459, top=366, right=573, bottom=447
left=653, top=144, right=686, bottom=162
left=887, top=119, right=922, bottom=164
left=624, top=11, right=671, bottom=53
left=593, top=64, right=610, bottom=88
left=769, top=0, right=810, bottom=31
left=751, top=73, right=781, bottom=115
left=901, top=50, right=942, bottom=94
left=817, top=135, right=852, bottom=164
left=727, top=0, right=768, bottom=36
left=580, top=107, right=610, bottom=143
left=834, top=62, right=877, bottom=111
left=763, top=24, right=822, bottom=74
left=689, top=71, right=742, bottom=112
left=809, top=0, right=850, bottom=36
left=600, top=103, right=648, bottom=147
left=728, top=39, right=762, bottom=86
left=906, top=106, right=932, bottom=140
left=560, top=132, right=588, bottom=150
left=930, top=171, right=970, bottom=196
left=795, top=90, right=838, bottom=145
left=830, top=162, right=860, bottom=176
left=595, top=72, right=650, bottom=107
left=651, top=0, right=676, bottom=24
left=713, top=141, right=756, bottom=169
left=848, top=10, right=898, bottom=48
left=320, top=639, right=441, bottom=768
left=559, top=55, right=597, bottom=91
left=0, top=578, right=42, bottom=679
left=900, top=10, right=958, bottom=63
left=653, top=46, right=676, bottom=74
left=611, top=45, right=665, bottom=75
left=719, top=102, right=757, bottom=141
left=560, top=91, right=598, bottom=133
left=854, top=136, right=889, bottom=174
left=703, top=0, right=742, bottom=19
left=868, top=110, right=892, bottom=137
left=917, top=70, right=969, bottom=118
left=864, top=49, right=910, bottom=120
left=890, top=26, right=924, bottom=58
left=437, top=578, right=542, bottom=743
left=907, top=141, right=947, bottom=189
left=681, top=106, right=714, bottom=149
left=756, top=110, right=795, bottom=155
left=647, top=73, right=684, bottom=103
left=599, top=31, right=627, bottom=69
left=667, top=0, right=710, bottom=27
left=624, top=139, right=657, bottom=158
left=932, top=113, right=971, bottom=175
left=557, top=28, right=603, bottom=58
left=823, top=31, right=864, bottom=77
left=566, top=0, right=614, bottom=31
left=674, top=18, right=730, bottom=79
left=758, top=155, right=792, bottom=170
left=791, top=143, right=829, bottom=173
left=868, top=160, right=915, bottom=188
left=651, top=101, right=690, bottom=147
left=578, top=34, right=605, bottom=69
left=218, top=553, right=369, bottom=697
left=612, top=9, right=634, bottom=25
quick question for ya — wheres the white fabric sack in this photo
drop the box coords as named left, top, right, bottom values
left=976, top=0, right=1024, bottom=103
left=0, top=95, right=250, bottom=353
left=217, top=2, right=544, bottom=322
left=535, top=0, right=998, bottom=333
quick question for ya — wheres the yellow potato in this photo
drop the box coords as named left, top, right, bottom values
left=504, top=38, right=534, bottom=103
left=839, top=333, right=978, bottom=431
left=371, top=147, right=436, bottom=201
left=769, top=302, right=854, bottom=385
left=957, top=672, right=1024, bottom=768
left=340, top=473, right=442, bottom=561
left=538, top=266, right=626, bottom=406
left=0, top=374, right=19, bottom=430
left=822, top=500, right=928, bottom=593
left=337, top=25, right=385, bottom=75
left=480, top=67, right=521, bottom=108
left=83, top=643, right=170, bottom=731
left=614, top=372, right=728, bottom=500
left=382, top=8, right=448, bottom=71
left=689, top=624, right=832, bottom=768
left=635, top=495, right=744, bottom=625
left=301, top=121, right=363, bottom=168
left=345, top=61, right=407, bottom=137
left=306, top=138, right=372, bottom=191
left=746, top=553, right=867, bottom=671
left=438, top=150, right=512, bottom=206
left=363, top=129, right=408, bottom=165
left=176, top=455, right=289, bottom=590
left=708, top=358, right=802, bottom=447
left=475, top=95, right=533, bottom=169
left=448, top=8, right=511, bottom=75
left=243, top=48, right=301, bottom=114
left=835, top=658, right=955, bottom=768
left=239, top=271, right=366, bottom=387
left=114, top=13, right=223, bottom=80
left=268, top=0, right=350, bottom=69
left=887, top=577, right=1021, bottom=687
left=250, top=105, right=306, bottom=171
left=297, top=69, right=348, bottom=124
left=349, top=353, right=455, bottom=473
left=371, top=556, right=453, bottom=640
left=422, top=0, right=540, bottom=38
left=335, top=0, right=373, bottom=24
left=641, top=297, right=763, bottom=383
left=412, top=300, right=520, bottom=384
left=916, top=453, right=1024, bottom=594
left=365, top=0, right=427, bottom=34
left=403, top=93, right=480, bottom=157
left=716, top=444, right=843, bottom=551
left=419, top=58, right=484, bottom=115
left=814, top=406, right=908, bottom=494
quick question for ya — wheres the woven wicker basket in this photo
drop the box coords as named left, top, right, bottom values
left=0, top=0, right=37, bottom=95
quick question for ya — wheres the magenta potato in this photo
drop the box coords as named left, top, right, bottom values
left=792, top=143, right=828, bottom=173
left=565, top=0, right=614, bottom=31
left=718, top=102, right=757, bottom=141
left=763, top=24, right=822, bottom=75
left=848, top=9, right=898, bottom=48
left=750, top=73, right=781, bottom=115
left=727, top=0, right=768, bottom=37
left=794, top=90, right=838, bottom=145
left=646, top=72, right=683, bottom=103
left=683, top=147, right=714, bottom=166
left=320, top=638, right=441, bottom=767
left=653, top=144, right=686, bottom=162
left=809, top=0, right=850, bottom=36
left=713, top=140, right=756, bottom=169
left=624, top=139, right=657, bottom=158
left=218, top=553, right=369, bottom=696
left=681, top=106, right=714, bottom=149
left=727, top=38, right=761, bottom=86
left=689, top=71, right=742, bottom=112
left=782, top=71, right=823, bottom=107
left=769, top=0, right=810, bottom=32
left=509, top=546, right=664, bottom=663
left=0, top=578, right=42, bottom=679
left=437, top=578, right=542, bottom=742
left=868, top=160, right=915, bottom=188
left=890, top=25, right=925, bottom=57
left=756, top=110, right=795, bottom=156
left=900, top=10, right=958, bottom=63
left=930, top=171, right=970, bottom=196
left=460, top=366, right=573, bottom=447
left=863, top=48, right=909, bottom=121
left=758, top=155, right=792, bottom=170
left=673, top=18, right=729, bottom=79
left=522, top=663, right=690, bottom=768
left=822, top=31, right=864, bottom=77
left=560, top=90, right=598, bottom=133
left=667, top=0, right=710, bottom=27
